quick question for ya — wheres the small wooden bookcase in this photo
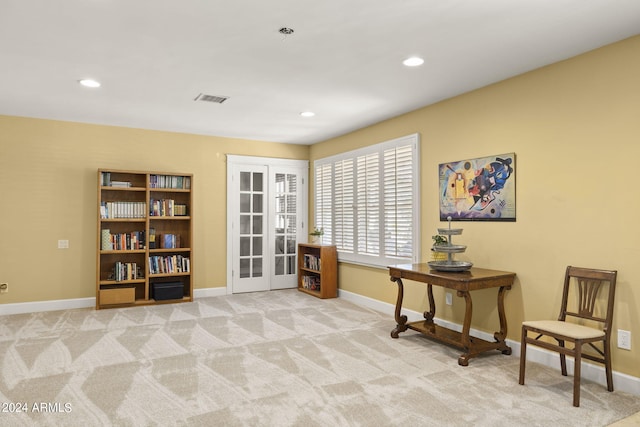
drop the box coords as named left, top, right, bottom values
left=297, top=243, right=337, bottom=299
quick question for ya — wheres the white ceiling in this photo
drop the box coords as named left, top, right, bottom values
left=1, top=1, right=640, bottom=145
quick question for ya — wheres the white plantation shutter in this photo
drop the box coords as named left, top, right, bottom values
left=315, top=163, right=333, bottom=242
left=334, top=159, right=354, bottom=252
left=356, top=153, right=380, bottom=256
left=314, top=134, right=420, bottom=266
left=384, top=144, right=414, bottom=258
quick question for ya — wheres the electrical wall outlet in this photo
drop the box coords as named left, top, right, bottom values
left=445, top=292, right=452, bottom=306
left=618, top=329, right=631, bottom=350
left=58, top=239, right=69, bottom=249
left=0, top=283, right=8, bottom=294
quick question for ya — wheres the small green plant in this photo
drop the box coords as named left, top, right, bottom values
left=310, top=227, right=324, bottom=237
left=432, top=235, right=448, bottom=246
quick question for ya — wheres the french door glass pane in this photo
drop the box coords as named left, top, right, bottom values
left=275, top=214, right=285, bottom=233
left=240, top=172, right=251, bottom=191
left=253, top=237, right=263, bottom=256
left=253, top=194, right=263, bottom=213
left=287, top=174, right=297, bottom=192
left=253, top=258, right=262, bottom=277
left=275, top=257, right=284, bottom=275
left=240, top=215, right=250, bottom=234
left=240, top=259, right=250, bottom=278
left=287, top=237, right=296, bottom=254
left=240, top=194, right=250, bottom=213
left=252, top=216, right=262, bottom=234
left=286, top=215, right=296, bottom=233
left=287, top=195, right=296, bottom=213
left=253, top=173, right=263, bottom=192
left=287, top=255, right=296, bottom=274
left=275, top=236, right=284, bottom=255
left=275, top=174, right=285, bottom=193
left=240, top=237, right=250, bottom=256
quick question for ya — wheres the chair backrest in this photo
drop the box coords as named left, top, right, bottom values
left=559, top=266, right=618, bottom=335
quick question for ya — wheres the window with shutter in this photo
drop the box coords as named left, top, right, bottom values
left=314, top=134, right=420, bottom=267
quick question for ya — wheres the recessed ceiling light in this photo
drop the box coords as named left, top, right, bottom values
left=300, top=111, right=315, bottom=117
left=79, top=79, right=101, bottom=88
left=402, top=57, right=424, bottom=67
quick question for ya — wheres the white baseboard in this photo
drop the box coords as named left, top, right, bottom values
left=0, top=287, right=229, bottom=316
left=0, top=297, right=96, bottom=315
left=338, top=289, right=640, bottom=397
left=193, top=287, right=228, bottom=298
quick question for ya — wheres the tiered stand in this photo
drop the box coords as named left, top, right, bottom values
left=428, top=216, right=473, bottom=272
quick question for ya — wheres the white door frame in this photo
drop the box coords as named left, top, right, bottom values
left=226, top=155, right=308, bottom=294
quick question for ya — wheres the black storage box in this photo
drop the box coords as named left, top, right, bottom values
left=151, top=281, right=184, bottom=301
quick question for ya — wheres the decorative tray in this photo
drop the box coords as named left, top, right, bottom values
left=431, top=244, right=466, bottom=253
left=427, top=260, right=473, bottom=272
left=437, top=228, right=463, bottom=235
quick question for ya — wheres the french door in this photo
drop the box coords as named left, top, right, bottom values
left=227, top=156, right=308, bottom=294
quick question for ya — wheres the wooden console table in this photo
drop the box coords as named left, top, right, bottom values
left=388, top=264, right=516, bottom=366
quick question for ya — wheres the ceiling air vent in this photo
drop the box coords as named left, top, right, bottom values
left=194, top=93, right=229, bottom=104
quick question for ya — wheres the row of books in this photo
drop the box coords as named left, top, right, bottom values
left=101, top=201, right=147, bottom=219
left=149, top=199, right=188, bottom=216
left=303, top=254, right=321, bottom=270
left=146, top=228, right=182, bottom=249
left=150, top=175, right=191, bottom=189
left=101, top=172, right=191, bottom=189
left=102, top=230, right=145, bottom=251
left=110, top=262, right=143, bottom=282
left=101, top=172, right=134, bottom=187
left=158, top=233, right=181, bottom=249
left=149, top=255, right=190, bottom=275
left=301, top=275, right=321, bottom=291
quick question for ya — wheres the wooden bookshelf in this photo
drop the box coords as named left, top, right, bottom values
left=297, top=243, right=337, bottom=299
left=96, top=169, right=193, bottom=309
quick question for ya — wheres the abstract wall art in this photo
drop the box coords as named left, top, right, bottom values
left=439, top=153, right=516, bottom=221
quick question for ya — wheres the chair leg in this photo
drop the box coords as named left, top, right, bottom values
left=604, top=337, right=614, bottom=392
left=573, top=342, right=582, bottom=407
left=519, top=326, right=527, bottom=385
left=559, top=339, right=567, bottom=376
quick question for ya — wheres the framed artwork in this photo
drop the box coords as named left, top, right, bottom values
left=439, top=153, right=516, bottom=221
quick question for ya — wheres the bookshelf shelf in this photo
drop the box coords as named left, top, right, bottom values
left=149, top=272, right=191, bottom=278
left=99, top=279, right=146, bottom=285
left=100, top=249, right=147, bottom=253
left=150, top=216, right=191, bottom=220
left=101, top=218, right=147, bottom=222
left=100, top=186, right=147, bottom=191
left=96, top=169, right=193, bottom=309
left=297, top=243, right=337, bottom=299
left=150, top=188, right=191, bottom=193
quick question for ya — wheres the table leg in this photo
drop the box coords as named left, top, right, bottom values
left=457, top=290, right=473, bottom=366
left=494, top=285, right=512, bottom=355
left=390, top=277, right=408, bottom=338
left=423, top=283, right=436, bottom=322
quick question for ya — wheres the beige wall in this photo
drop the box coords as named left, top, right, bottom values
left=310, top=35, right=640, bottom=377
left=0, top=118, right=308, bottom=303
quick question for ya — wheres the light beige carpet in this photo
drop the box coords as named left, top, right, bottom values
left=1, top=289, right=639, bottom=426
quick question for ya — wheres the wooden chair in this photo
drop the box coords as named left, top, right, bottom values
left=519, top=266, right=618, bottom=407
